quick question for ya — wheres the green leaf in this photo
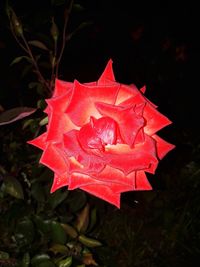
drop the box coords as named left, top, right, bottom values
left=61, top=223, right=78, bottom=239
left=82, top=252, right=98, bottom=266
left=49, top=189, right=69, bottom=210
left=0, top=251, right=9, bottom=259
left=3, top=176, right=24, bottom=199
left=31, top=182, right=46, bottom=202
left=67, top=190, right=87, bottom=213
left=73, top=4, right=85, bottom=12
left=10, top=56, right=32, bottom=66
left=28, top=40, right=49, bottom=51
left=51, top=221, right=67, bottom=245
left=75, top=204, right=89, bottom=233
left=15, top=218, right=35, bottom=245
left=31, top=255, right=56, bottom=267
left=28, top=82, right=40, bottom=89
left=37, top=261, right=56, bottom=267
left=33, top=216, right=52, bottom=234
left=39, top=116, right=48, bottom=126
left=0, top=107, right=36, bottom=126
left=21, top=252, right=30, bottom=267
left=58, top=256, right=72, bottom=267
left=87, top=208, right=97, bottom=232
left=22, top=119, right=35, bottom=130
left=49, top=244, right=69, bottom=255
left=78, top=235, right=102, bottom=248
left=37, top=99, right=47, bottom=110
left=31, top=254, right=50, bottom=265
left=76, top=21, right=93, bottom=30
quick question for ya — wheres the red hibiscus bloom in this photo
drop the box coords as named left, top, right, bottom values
left=28, top=60, right=174, bottom=207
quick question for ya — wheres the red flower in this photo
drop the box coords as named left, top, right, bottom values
left=28, top=60, right=174, bottom=207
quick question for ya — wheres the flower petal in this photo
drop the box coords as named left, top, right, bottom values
left=63, top=130, right=106, bottom=173
left=53, top=79, right=73, bottom=97
left=144, top=158, right=159, bottom=174
left=27, top=59, right=174, bottom=208
left=116, top=84, right=139, bottom=105
left=121, top=94, right=171, bottom=134
left=153, top=134, right=175, bottom=159
left=94, top=165, right=135, bottom=187
left=69, top=172, right=122, bottom=207
left=69, top=167, right=135, bottom=192
left=143, top=104, right=172, bottom=135
left=40, top=143, right=69, bottom=174
left=47, top=90, right=73, bottom=113
left=96, top=102, right=145, bottom=147
left=50, top=173, right=69, bottom=193
left=46, top=112, right=78, bottom=142
left=121, top=91, right=157, bottom=109
left=135, top=171, right=152, bottom=190
left=63, top=130, right=85, bottom=156
left=108, top=183, right=133, bottom=193
left=27, top=132, right=47, bottom=150
left=46, top=88, right=78, bottom=142
left=104, top=135, right=158, bottom=174
left=78, top=117, right=118, bottom=151
left=69, top=172, right=104, bottom=189
left=66, top=80, right=120, bottom=126
left=98, top=59, right=116, bottom=85
left=134, top=128, right=145, bottom=144
left=140, top=85, right=146, bottom=94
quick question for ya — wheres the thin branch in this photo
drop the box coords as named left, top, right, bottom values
left=50, top=38, right=57, bottom=91
left=55, top=0, right=74, bottom=77
left=8, top=7, right=52, bottom=95
left=10, top=23, right=28, bottom=53
left=20, top=34, right=51, bottom=93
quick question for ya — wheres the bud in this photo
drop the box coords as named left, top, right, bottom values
left=51, top=17, right=59, bottom=41
left=8, top=8, right=23, bottom=37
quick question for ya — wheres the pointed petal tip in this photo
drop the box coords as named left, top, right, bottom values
left=27, top=133, right=47, bottom=150
left=27, top=139, right=38, bottom=147
left=153, top=134, right=175, bottom=159
left=50, top=186, right=56, bottom=193
left=98, top=59, right=115, bottom=84
left=135, top=171, right=153, bottom=190
left=140, top=85, right=146, bottom=94
left=50, top=173, right=69, bottom=193
left=115, top=198, right=121, bottom=209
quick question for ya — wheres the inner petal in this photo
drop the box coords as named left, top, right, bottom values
left=66, top=80, right=119, bottom=126
left=78, top=116, right=118, bottom=151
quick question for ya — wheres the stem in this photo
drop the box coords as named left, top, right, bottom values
left=20, top=34, right=51, bottom=93
left=55, top=0, right=74, bottom=77
left=10, top=23, right=28, bottom=53
left=10, top=22, right=51, bottom=94
left=50, top=39, right=57, bottom=91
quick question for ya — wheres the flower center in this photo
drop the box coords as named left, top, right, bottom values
left=78, top=116, right=118, bottom=152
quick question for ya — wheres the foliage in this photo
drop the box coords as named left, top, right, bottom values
left=0, top=124, right=102, bottom=266
left=0, top=1, right=101, bottom=266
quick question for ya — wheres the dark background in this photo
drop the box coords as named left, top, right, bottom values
left=0, top=0, right=199, bottom=136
